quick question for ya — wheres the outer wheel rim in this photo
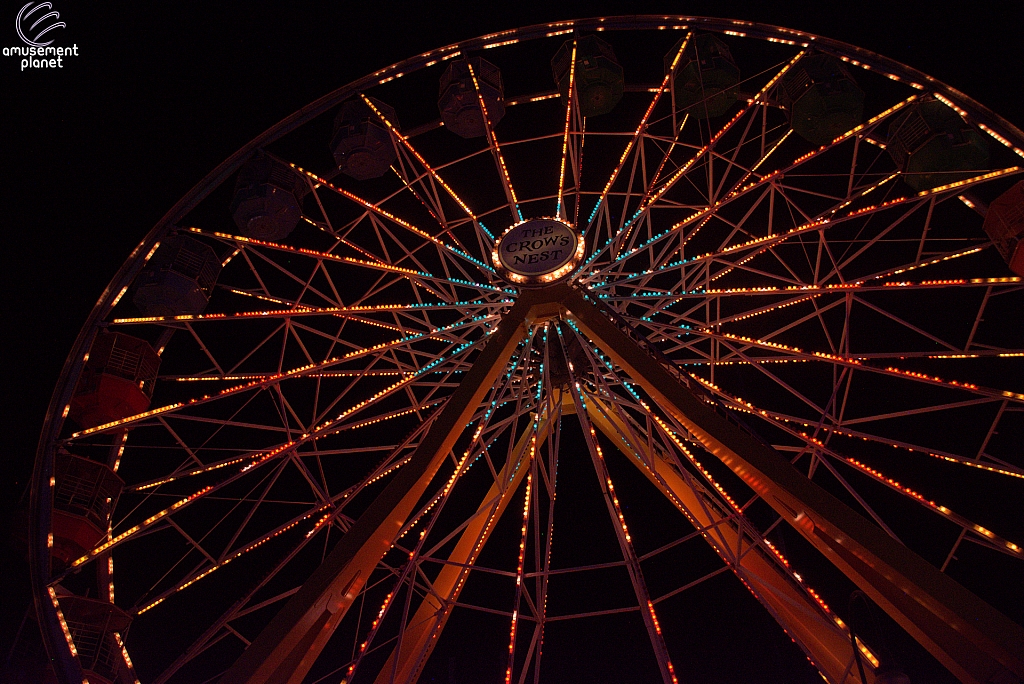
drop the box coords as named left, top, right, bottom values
left=30, top=15, right=1024, bottom=684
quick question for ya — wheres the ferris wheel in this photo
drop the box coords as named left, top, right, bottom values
left=28, top=16, right=1024, bottom=684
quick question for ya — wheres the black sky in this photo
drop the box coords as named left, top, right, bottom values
left=2, top=0, right=1022, bottom=679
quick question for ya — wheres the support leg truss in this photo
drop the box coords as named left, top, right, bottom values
left=371, top=412, right=555, bottom=684
left=582, top=392, right=870, bottom=683
left=223, top=283, right=1024, bottom=684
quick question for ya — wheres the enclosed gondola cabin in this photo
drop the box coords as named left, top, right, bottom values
left=229, top=152, right=307, bottom=241
left=330, top=97, right=399, bottom=180
left=983, top=180, right=1024, bottom=276
left=551, top=34, right=624, bottom=118
left=438, top=57, right=505, bottom=138
left=665, top=33, right=740, bottom=119
left=69, top=332, right=160, bottom=429
left=132, top=235, right=221, bottom=316
left=887, top=98, right=990, bottom=191
left=49, top=450, right=123, bottom=566
left=57, top=595, right=133, bottom=684
left=778, top=54, right=864, bottom=146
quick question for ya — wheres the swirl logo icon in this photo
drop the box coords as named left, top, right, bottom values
left=16, top=2, right=65, bottom=47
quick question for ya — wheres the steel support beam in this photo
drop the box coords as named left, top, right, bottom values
left=223, top=283, right=1023, bottom=684
left=372, top=411, right=554, bottom=684
left=583, top=393, right=872, bottom=683
left=220, top=289, right=551, bottom=684
left=557, top=284, right=1024, bottom=684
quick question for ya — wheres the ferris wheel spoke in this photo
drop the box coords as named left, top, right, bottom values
left=687, top=327, right=1024, bottom=404
left=591, top=92, right=1004, bottom=293
left=467, top=59, right=522, bottom=223
left=184, top=225, right=479, bottom=305
left=849, top=294, right=964, bottom=353
left=245, top=244, right=342, bottom=307
left=148, top=519, right=337, bottom=684
left=291, top=166, right=498, bottom=282
left=600, top=184, right=991, bottom=293
left=359, top=94, right=486, bottom=236
left=584, top=33, right=691, bottom=235
left=137, top=419, right=441, bottom=639
left=617, top=276, right=1021, bottom=322
left=690, top=367, right=1024, bottom=481
left=69, top=314, right=492, bottom=439
left=837, top=408, right=1024, bottom=477
left=555, top=39, right=579, bottom=221
left=564, top=381, right=680, bottom=684
left=67, top=371, right=474, bottom=574
left=130, top=461, right=300, bottom=613
left=789, top=426, right=1023, bottom=560
left=112, top=298, right=495, bottom=335
left=583, top=50, right=808, bottom=273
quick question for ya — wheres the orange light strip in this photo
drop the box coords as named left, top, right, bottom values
left=584, top=412, right=680, bottom=684
left=341, top=589, right=398, bottom=684
left=136, top=505, right=330, bottom=615
left=708, top=379, right=1023, bottom=551
left=467, top=60, right=522, bottom=221
left=663, top=276, right=1020, bottom=299
left=704, top=330, right=1021, bottom=401
left=73, top=353, right=468, bottom=569
left=597, top=59, right=797, bottom=262
left=878, top=246, right=985, bottom=279
left=693, top=373, right=1024, bottom=481
left=113, top=632, right=141, bottom=684
left=422, top=413, right=541, bottom=650
left=72, top=316, right=490, bottom=437
left=590, top=34, right=690, bottom=226
left=345, top=406, right=514, bottom=682
left=975, top=122, right=1024, bottom=160
left=933, top=92, right=1024, bottom=158
left=132, top=455, right=255, bottom=491
left=165, top=371, right=402, bottom=381
left=829, top=94, right=921, bottom=147
left=644, top=114, right=688, bottom=202
left=595, top=92, right=928, bottom=282
left=289, top=166, right=492, bottom=271
left=113, top=299, right=505, bottom=325
left=612, top=51, right=805, bottom=254
left=611, top=164, right=1010, bottom=285
left=640, top=401, right=741, bottom=513
left=191, top=224, right=494, bottom=291
left=797, top=433, right=1023, bottom=554
left=503, top=469, right=533, bottom=684
left=70, top=486, right=213, bottom=568
left=336, top=399, right=444, bottom=433
left=915, top=166, right=1020, bottom=197
left=359, top=94, right=479, bottom=221
left=555, top=40, right=577, bottom=220
left=186, top=226, right=350, bottom=263
left=47, top=586, right=78, bottom=657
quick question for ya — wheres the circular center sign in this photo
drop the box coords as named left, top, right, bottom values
left=492, top=218, right=582, bottom=285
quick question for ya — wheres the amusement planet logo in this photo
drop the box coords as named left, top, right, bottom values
left=4, top=1, right=78, bottom=70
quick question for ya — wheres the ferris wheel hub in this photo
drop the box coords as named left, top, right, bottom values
left=491, top=217, right=584, bottom=286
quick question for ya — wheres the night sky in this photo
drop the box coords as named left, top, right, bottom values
left=3, top=1, right=1023, bottom=681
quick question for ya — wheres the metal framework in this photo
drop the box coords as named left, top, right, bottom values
left=30, top=15, right=1024, bottom=684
